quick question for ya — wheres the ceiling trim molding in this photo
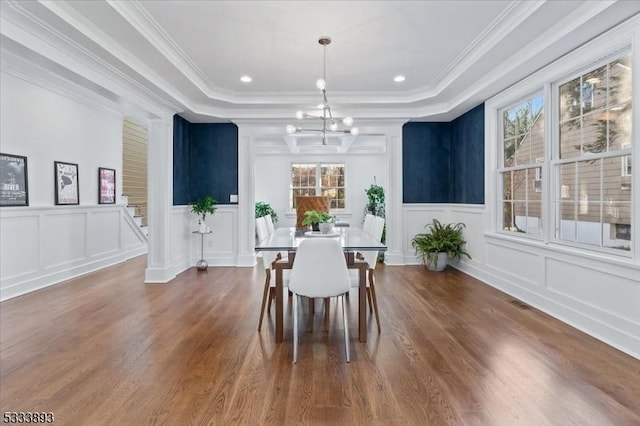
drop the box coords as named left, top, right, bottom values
left=106, top=0, right=221, bottom=100
left=2, top=0, right=634, bottom=123
left=29, top=0, right=187, bottom=112
left=428, top=0, right=545, bottom=98
left=435, top=0, right=623, bottom=118
left=1, top=48, right=123, bottom=118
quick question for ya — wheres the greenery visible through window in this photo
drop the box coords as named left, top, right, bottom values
left=555, top=55, right=632, bottom=251
left=499, top=94, right=545, bottom=237
left=290, top=163, right=345, bottom=209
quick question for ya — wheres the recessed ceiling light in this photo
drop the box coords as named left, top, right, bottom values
left=240, top=75, right=252, bottom=83
left=394, top=75, right=406, bottom=82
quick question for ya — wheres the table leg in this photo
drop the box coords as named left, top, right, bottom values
left=359, top=263, right=366, bottom=342
left=275, top=266, right=283, bottom=343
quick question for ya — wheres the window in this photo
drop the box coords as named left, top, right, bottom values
left=499, top=94, right=545, bottom=237
left=555, top=55, right=632, bottom=251
left=290, top=163, right=345, bottom=209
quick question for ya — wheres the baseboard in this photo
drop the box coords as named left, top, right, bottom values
left=0, top=246, right=147, bottom=301
left=451, top=261, right=640, bottom=361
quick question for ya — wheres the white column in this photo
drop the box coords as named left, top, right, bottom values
left=236, top=124, right=256, bottom=266
left=145, top=113, right=175, bottom=282
left=384, top=124, right=405, bottom=265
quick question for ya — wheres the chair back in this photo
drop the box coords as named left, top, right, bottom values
left=264, top=214, right=275, bottom=235
left=289, top=238, right=350, bottom=298
left=361, top=216, right=385, bottom=270
left=363, top=214, right=376, bottom=235
left=295, top=196, right=330, bottom=228
left=256, top=216, right=269, bottom=242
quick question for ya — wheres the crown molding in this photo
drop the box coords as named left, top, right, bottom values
left=437, top=0, right=622, bottom=116
left=106, top=0, right=219, bottom=100
left=1, top=0, right=182, bottom=116
left=103, top=0, right=544, bottom=106
left=426, top=0, right=545, bottom=100
left=0, top=48, right=123, bottom=118
left=1, top=0, right=635, bottom=123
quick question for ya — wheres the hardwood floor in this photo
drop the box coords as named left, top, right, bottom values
left=1, top=255, right=639, bottom=425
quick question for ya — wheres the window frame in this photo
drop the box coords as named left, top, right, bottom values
left=550, top=52, right=633, bottom=255
left=485, top=23, right=637, bottom=263
left=497, top=91, right=546, bottom=240
left=289, top=162, right=346, bottom=211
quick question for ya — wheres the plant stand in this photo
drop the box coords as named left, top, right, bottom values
left=193, top=230, right=212, bottom=271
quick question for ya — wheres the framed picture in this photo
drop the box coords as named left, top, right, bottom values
left=98, top=167, right=116, bottom=204
left=54, top=161, right=79, bottom=205
left=0, top=153, right=29, bottom=207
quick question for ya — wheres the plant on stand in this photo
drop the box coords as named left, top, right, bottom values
left=411, top=219, right=471, bottom=271
left=191, top=196, right=217, bottom=233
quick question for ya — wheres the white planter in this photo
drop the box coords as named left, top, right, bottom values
left=424, top=252, right=448, bottom=271
left=319, top=222, right=335, bottom=234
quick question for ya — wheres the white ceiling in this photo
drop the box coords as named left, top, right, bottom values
left=1, top=1, right=639, bottom=122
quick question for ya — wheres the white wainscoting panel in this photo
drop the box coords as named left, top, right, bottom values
left=0, top=214, right=39, bottom=280
left=171, top=206, right=192, bottom=275
left=172, top=205, right=239, bottom=271
left=486, top=240, right=544, bottom=287
left=403, top=205, right=447, bottom=264
left=88, top=209, right=121, bottom=258
left=0, top=205, right=147, bottom=301
left=41, top=211, right=88, bottom=270
left=546, top=258, right=640, bottom=329
left=196, top=206, right=238, bottom=266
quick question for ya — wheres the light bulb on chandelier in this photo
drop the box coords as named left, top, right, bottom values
left=285, top=36, right=357, bottom=144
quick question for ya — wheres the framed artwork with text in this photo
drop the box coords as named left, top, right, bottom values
left=98, top=167, right=116, bottom=204
left=0, top=153, right=29, bottom=207
left=54, top=161, right=79, bottom=205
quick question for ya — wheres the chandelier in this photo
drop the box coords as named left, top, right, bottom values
left=285, top=36, right=358, bottom=145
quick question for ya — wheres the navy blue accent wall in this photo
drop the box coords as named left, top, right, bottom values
left=450, top=104, right=484, bottom=204
left=402, top=103, right=484, bottom=204
left=189, top=123, right=238, bottom=204
left=173, top=115, right=191, bottom=205
left=402, top=122, right=451, bottom=203
left=172, top=116, right=238, bottom=205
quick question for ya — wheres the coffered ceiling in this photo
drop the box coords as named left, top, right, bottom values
left=1, top=1, right=639, bottom=122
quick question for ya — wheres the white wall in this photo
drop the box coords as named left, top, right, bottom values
left=1, top=72, right=123, bottom=206
left=0, top=71, right=147, bottom=300
left=254, top=154, right=386, bottom=228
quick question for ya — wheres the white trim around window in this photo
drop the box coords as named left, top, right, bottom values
left=485, top=14, right=639, bottom=265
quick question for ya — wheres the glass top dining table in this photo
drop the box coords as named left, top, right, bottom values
left=255, top=227, right=387, bottom=343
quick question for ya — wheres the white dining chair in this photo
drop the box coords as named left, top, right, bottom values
left=256, top=216, right=269, bottom=242
left=351, top=215, right=385, bottom=332
left=288, top=238, right=351, bottom=363
left=256, top=216, right=288, bottom=330
left=362, top=213, right=376, bottom=235
left=257, top=247, right=290, bottom=331
left=264, top=214, right=275, bottom=235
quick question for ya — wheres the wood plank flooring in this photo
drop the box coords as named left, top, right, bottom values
left=1, top=255, right=639, bottom=425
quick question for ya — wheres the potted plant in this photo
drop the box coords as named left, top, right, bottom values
left=191, top=196, right=217, bottom=233
left=365, top=182, right=385, bottom=218
left=302, top=210, right=335, bottom=232
left=255, top=201, right=278, bottom=223
left=411, top=219, right=471, bottom=271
